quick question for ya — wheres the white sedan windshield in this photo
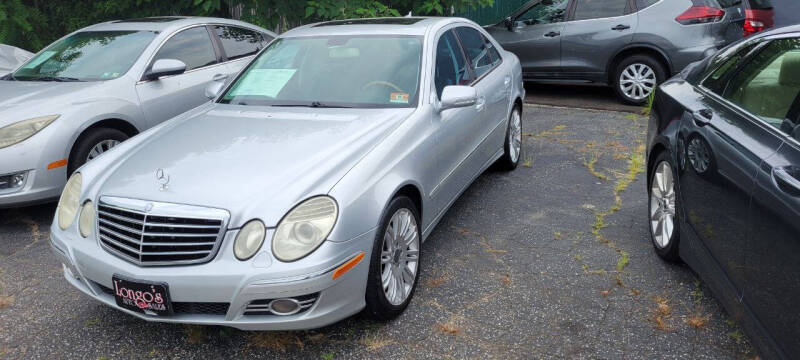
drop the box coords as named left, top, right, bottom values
left=221, top=35, right=423, bottom=108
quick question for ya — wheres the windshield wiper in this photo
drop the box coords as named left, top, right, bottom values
left=271, top=101, right=352, bottom=108
left=34, top=76, right=85, bottom=82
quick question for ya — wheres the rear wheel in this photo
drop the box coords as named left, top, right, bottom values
left=364, top=196, right=421, bottom=320
left=648, top=152, right=680, bottom=261
left=67, top=128, right=128, bottom=174
left=613, top=54, right=666, bottom=106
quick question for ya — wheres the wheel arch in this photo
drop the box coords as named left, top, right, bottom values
left=66, top=118, right=140, bottom=172
left=607, top=45, right=673, bottom=85
left=390, top=183, right=424, bottom=222
left=647, top=141, right=670, bottom=186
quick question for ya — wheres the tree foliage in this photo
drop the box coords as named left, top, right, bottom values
left=0, top=0, right=493, bottom=52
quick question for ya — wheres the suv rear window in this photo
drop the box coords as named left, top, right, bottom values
left=636, top=0, right=659, bottom=10
left=714, top=0, right=743, bottom=8
left=747, top=0, right=773, bottom=10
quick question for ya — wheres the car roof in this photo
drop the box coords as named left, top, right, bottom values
left=756, top=24, right=800, bottom=38
left=79, top=16, right=272, bottom=35
left=282, top=17, right=471, bottom=37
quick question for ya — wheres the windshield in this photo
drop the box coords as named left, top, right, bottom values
left=12, top=31, right=156, bottom=82
left=220, top=35, right=423, bottom=108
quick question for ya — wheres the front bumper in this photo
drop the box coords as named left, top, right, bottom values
left=0, top=135, right=67, bottom=208
left=51, top=225, right=376, bottom=330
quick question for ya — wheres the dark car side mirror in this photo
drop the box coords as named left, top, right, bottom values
left=145, top=59, right=187, bottom=80
left=503, top=17, right=514, bottom=31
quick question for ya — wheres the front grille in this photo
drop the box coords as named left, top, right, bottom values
left=243, top=293, right=318, bottom=316
left=95, top=282, right=229, bottom=315
left=96, top=197, right=228, bottom=266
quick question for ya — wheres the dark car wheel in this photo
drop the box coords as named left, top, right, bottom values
left=648, top=151, right=681, bottom=261
left=498, top=105, right=522, bottom=171
left=68, top=128, right=128, bottom=174
left=364, top=196, right=421, bottom=320
left=614, top=54, right=666, bottom=106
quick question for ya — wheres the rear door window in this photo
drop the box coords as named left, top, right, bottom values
left=516, top=0, right=569, bottom=25
left=454, top=27, right=495, bottom=79
left=572, top=0, right=629, bottom=21
left=153, top=26, right=217, bottom=71
left=214, top=26, right=267, bottom=60
left=636, top=0, right=659, bottom=10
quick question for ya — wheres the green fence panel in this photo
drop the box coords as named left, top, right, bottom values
left=455, top=0, right=530, bottom=26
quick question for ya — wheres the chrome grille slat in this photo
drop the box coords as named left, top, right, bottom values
left=96, top=197, right=228, bottom=266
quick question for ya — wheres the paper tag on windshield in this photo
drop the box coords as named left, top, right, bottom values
left=390, top=92, right=409, bottom=104
left=228, top=69, right=297, bottom=98
left=23, top=51, right=57, bottom=69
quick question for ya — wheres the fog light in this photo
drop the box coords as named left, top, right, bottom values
left=269, top=299, right=300, bottom=315
left=0, top=171, right=27, bottom=190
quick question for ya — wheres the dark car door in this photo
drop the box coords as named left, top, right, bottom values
left=559, top=0, right=638, bottom=77
left=675, top=38, right=783, bottom=293
left=737, top=38, right=800, bottom=358
left=488, top=0, right=569, bottom=78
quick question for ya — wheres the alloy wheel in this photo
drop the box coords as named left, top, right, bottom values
left=620, top=63, right=657, bottom=101
left=650, top=161, right=676, bottom=248
left=380, top=208, right=419, bottom=306
left=86, top=139, right=121, bottom=162
left=509, top=109, right=522, bottom=163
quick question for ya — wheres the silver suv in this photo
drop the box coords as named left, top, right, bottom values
left=487, top=0, right=747, bottom=104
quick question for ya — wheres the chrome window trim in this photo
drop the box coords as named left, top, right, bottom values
left=96, top=195, right=230, bottom=267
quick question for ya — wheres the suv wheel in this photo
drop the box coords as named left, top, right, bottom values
left=613, top=54, right=666, bottom=106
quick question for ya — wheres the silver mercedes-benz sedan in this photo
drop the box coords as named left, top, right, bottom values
left=50, top=17, right=525, bottom=330
left=0, top=17, right=275, bottom=208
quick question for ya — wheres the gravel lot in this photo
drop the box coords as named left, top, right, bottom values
left=0, top=103, right=757, bottom=359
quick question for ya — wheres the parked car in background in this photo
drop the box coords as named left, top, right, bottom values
left=647, top=24, right=800, bottom=359
left=743, top=0, right=775, bottom=36
left=0, top=17, right=275, bottom=208
left=487, top=0, right=747, bottom=105
left=49, top=17, right=525, bottom=329
left=0, top=44, right=33, bottom=76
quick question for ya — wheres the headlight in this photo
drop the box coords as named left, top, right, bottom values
left=78, top=200, right=95, bottom=238
left=57, top=173, right=82, bottom=230
left=273, top=196, right=338, bottom=262
left=0, top=115, right=59, bottom=149
left=234, top=220, right=266, bottom=260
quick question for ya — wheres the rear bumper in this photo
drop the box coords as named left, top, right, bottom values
left=51, top=225, right=376, bottom=330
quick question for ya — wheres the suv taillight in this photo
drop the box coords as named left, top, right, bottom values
left=675, top=6, right=725, bottom=25
left=743, top=10, right=765, bottom=36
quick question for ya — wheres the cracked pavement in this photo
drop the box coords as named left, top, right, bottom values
left=0, top=104, right=757, bottom=359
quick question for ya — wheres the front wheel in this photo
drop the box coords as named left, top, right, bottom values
left=68, top=128, right=128, bottom=174
left=498, top=106, right=522, bottom=170
left=648, top=152, right=680, bottom=261
left=364, top=196, right=421, bottom=320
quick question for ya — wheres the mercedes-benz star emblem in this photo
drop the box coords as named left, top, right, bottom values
left=156, top=168, right=170, bottom=191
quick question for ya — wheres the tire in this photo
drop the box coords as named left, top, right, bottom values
left=67, top=128, right=129, bottom=174
left=364, top=196, right=421, bottom=320
left=648, top=151, right=681, bottom=262
left=498, top=105, right=522, bottom=171
left=613, top=54, right=666, bottom=106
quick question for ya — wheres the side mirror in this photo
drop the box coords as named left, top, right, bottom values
left=205, top=73, right=229, bottom=100
left=503, top=17, right=514, bottom=31
left=439, top=85, right=477, bottom=112
left=146, top=59, right=186, bottom=80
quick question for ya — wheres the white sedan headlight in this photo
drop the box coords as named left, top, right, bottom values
left=273, top=196, right=338, bottom=262
left=0, top=115, right=59, bottom=149
left=234, top=220, right=266, bottom=260
left=57, top=173, right=82, bottom=230
left=78, top=200, right=95, bottom=238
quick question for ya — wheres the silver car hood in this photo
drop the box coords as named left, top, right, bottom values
left=0, top=80, right=106, bottom=123
left=97, top=104, right=414, bottom=227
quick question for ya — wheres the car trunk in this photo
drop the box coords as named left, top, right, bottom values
left=709, top=0, right=746, bottom=44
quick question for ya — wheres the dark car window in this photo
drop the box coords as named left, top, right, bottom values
left=702, top=42, right=759, bottom=94
left=716, top=0, right=743, bottom=7
left=573, top=0, right=629, bottom=21
left=455, top=27, right=495, bottom=79
left=434, top=30, right=473, bottom=99
left=485, top=35, right=502, bottom=66
left=636, top=0, right=659, bottom=10
left=153, top=26, right=217, bottom=71
left=214, top=26, right=268, bottom=60
left=723, top=39, right=800, bottom=132
left=517, top=0, right=569, bottom=25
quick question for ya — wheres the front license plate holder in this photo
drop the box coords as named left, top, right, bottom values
left=111, top=274, right=173, bottom=316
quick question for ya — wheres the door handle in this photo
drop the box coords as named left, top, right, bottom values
left=692, top=109, right=713, bottom=127
left=612, top=24, right=631, bottom=31
left=476, top=96, right=486, bottom=111
left=773, top=167, right=800, bottom=195
left=544, top=31, right=560, bottom=37
left=504, top=76, right=511, bottom=87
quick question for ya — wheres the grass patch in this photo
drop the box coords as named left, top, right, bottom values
left=616, top=251, right=629, bottom=272
left=321, top=352, right=334, bottom=360
left=651, top=296, right=672, bottom=331
left=584, top=156, right=608, bottom=180
left=184, top=325, right=206, bottom=344
left=359, top=332, right=395, bottom=351
left=247, top=332, right=305, bottom=352
left=687, top=313, right=710, bottom=329
left=522, top=155, right=533, bottom=168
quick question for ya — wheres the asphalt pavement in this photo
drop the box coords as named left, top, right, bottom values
left=0, top=100, right=757, bottom=359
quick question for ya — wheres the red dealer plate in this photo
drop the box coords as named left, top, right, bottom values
left=111, top=275, right=173, bottom=316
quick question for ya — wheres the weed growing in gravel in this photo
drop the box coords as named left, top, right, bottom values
left=360, top=332, right=395, bottom=351
left=425, top=275, right=448, bottom=288
left=184, top=325, right=206, bottom=344
left=321, top=352, right=334, bottom=360
left=616, top=251, right=629, bottom=272
left=729, top=330, right=745, bottom=344
left=247, top=332, right=305, bottom=352
left=435, top=319, right=462, bottom=335
left=584, top=156, right=608, bottom=180
left=687, top=313, right=710, bottom=329
left=651, top=296, right=673, bottom=331
left=522, top=156, right=533, bottom=168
